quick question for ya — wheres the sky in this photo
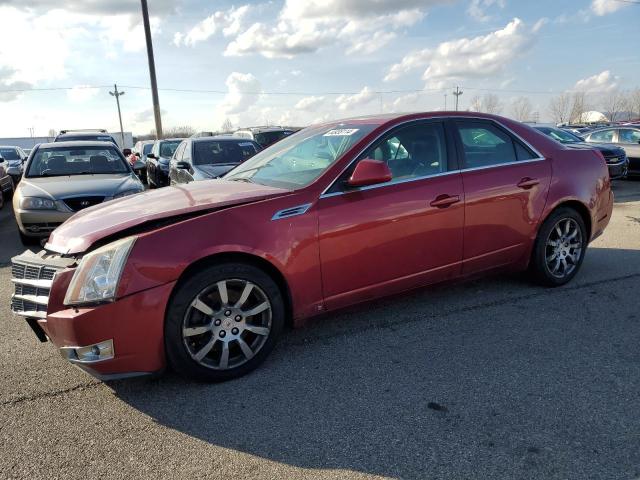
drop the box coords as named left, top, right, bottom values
left=0, top=0, right=638, bottom=137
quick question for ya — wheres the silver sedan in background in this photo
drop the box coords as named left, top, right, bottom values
left=13, top=141, right=144, bottom=245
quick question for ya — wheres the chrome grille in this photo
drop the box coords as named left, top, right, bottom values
left=11, top=260, right=60, bottom=319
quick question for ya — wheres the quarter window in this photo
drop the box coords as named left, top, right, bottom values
left=618, top=129, right=640, bottom=144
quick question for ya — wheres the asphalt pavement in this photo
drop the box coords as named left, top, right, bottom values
left=1, top=181, right=639, bottom=479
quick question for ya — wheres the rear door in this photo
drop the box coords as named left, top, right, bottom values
left=318, top=120, right=465, bottom=310
left=452, top=120, right=552, bottom=274
left=616, top=128, right=640, bottom=173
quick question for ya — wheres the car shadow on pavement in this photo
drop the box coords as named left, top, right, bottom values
left=109, top=246, right=640, bottom=479
left=612, top=179, right=639, bottom=204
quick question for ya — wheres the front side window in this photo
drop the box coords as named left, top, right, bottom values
left=360, top=122, right=448, bottom=183
left=456, top=121, right=534, bottom=168
left=618, top=129, right=640, bottom=144
left=225, top=123, right=376, bottom=189
left=193, top=141, right=258, bottom=166
left=26, top=146, right=129, bottom=178
left=142, top=143, right=153, bottom=156
left=588, top=129, right=615, bottom=143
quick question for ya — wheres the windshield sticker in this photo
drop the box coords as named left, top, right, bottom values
left=323, top=129, right=359, bottom=137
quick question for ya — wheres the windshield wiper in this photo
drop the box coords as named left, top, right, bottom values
left=227, top=177, right=254, bottom=183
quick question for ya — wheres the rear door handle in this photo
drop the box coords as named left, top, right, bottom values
left=517, top=177, right=540, bottom=189
left=430, top=194, right=461, bottom=208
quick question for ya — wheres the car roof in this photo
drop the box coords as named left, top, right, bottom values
left=36, top=141, right=121, bottom=148
left=156, top=138, right=185, bottom=142
left=57, top=131, right=115, bottom=137
left=192, top=136, right=258, bottom=143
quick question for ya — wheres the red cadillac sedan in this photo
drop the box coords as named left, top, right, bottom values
left=10, top=112, right=613, bottom=382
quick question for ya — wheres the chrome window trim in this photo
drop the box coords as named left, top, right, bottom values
left=319, top=116, right=546, bottom=199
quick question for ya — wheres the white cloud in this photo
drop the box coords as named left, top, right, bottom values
left=66, top=85, right=100, bottom=103
left=295, top=96, right=325, bottom=111
left=174, top=5, right=249, bottom=47
left=591, top=0, right=629, bottom=15
left=225, top=0, right=446, bottom=58
left=574, top=70, right=619, bottom=93
left=219, top=72, right=262, bottom=116
left=385, top=18, right=538, bottom=87
left=467, top=0, right=506, bottom=21
left=336, top=86, right=376, bottom=111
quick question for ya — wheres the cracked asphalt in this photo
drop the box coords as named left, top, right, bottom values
left=1, top=180, right=639, bottom=479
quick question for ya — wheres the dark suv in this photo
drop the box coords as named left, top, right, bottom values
left=54, top=129, right=118, bottom=146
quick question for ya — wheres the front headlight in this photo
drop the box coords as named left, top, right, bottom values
left=64, top=237, right=136, bottom=306
left=114, top=189, right=142, bottom=199
left=20, top=197, right=56, bottom=210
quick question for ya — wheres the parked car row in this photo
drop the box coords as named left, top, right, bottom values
left=8, top=112, right=614, bottom=382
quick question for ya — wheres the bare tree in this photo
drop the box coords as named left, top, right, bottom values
left=510, top=96, right=534, bottom=122
left=221, top=118, right=234, bottom=133
left=47, top=129, right=57, bottom=138
left=548, top=92, right=571, bottom=124
left=468, top=95, right=483, bottom=112
left=483, top=94, right=502, bottom=114
left=629, top=88, right=640, bottom=119
left=467, top=94, right=501, bottom=114
left=163, top=125, right=196, bottom=138
left=569, top=92, right=588, bottom=123
left=601, top=90, right=626, bottom=122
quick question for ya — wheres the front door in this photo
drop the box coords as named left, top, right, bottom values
left=452, top=119, right=552, bottom=274
left=318, top=120, right=465, bottom=310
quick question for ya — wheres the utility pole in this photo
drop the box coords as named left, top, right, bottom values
left=109, top=84, right=126, bottom=148
left=28, top=127, right=34, bottom=138
left=453, top=86, right=463, bottom=111
left=141, top=0, right=163, bottom=139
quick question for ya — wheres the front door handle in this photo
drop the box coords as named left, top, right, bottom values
left=430, top=194, right=461, bottom=208
left=517, top=177, right=540, bottom=189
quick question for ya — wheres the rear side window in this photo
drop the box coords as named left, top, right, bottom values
left=456, top=121, right=536, bottom=168
left=618, top=129, right=640, bottom=144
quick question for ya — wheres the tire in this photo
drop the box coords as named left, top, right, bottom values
left=530, top=207, right=587, bottom=287
left=165, top=262, right=285, bottom=382
left=19, top=231, right=42, bottom=246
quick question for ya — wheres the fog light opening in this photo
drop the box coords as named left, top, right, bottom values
left=62, top=339, right=114, bottom=363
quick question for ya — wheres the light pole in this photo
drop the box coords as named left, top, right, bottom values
left=453, top=86, right=463, bottom=111
left=109, top=84, right=126, bottom=147
left=141, top=0, right=163, bottom=139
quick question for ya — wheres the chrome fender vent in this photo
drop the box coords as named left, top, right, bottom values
left=271, top=203, right=312, bottom=221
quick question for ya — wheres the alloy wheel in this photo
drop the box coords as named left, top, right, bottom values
left=182, top=279, right=272, bottom=370
left=545, top=218, right=583, bottom=279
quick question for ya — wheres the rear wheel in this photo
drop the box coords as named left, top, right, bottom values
left=530, top=207, right=587, bottom=286
left=165, top=262, right=285, bottom=382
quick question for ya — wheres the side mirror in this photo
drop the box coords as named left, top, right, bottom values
left=176, top=161, right=190, bottom=170
left=147, top=153, right=156, bottom=159
left=122, top=148, right=132, bottom=156
left=347, top=159, right=392, bottom=188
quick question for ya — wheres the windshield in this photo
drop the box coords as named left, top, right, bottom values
left=193, top=140, right=258, bottom=166
left=143, top=143, right=153, bottom=155
left=26, top=146, right=129, bottom=178
left=0, top=148, right=20, bottom=160
left=159, top=141, right=181, bottom=158
left=254, top=131, right=293, bottom=147
left=224, top=124, right=376, bottom=189
left=536, top=127, right=582, bottom=143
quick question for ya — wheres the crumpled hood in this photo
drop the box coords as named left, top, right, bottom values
left=19, top=174, right=140, bottom=199
left=46, top=180, right=290, bottom=254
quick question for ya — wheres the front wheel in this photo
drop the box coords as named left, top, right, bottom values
left=530, top=207, right=587, bottom=286
left=165, top=262, right=285, bottom=382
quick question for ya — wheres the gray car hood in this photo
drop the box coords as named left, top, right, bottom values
left=18, top=174, right=141, bottom=199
